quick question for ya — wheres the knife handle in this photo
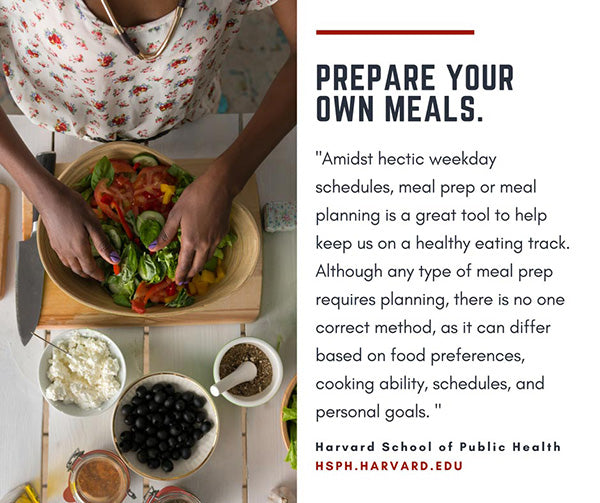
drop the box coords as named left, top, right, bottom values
left=33, top=151, right=57, bottom=223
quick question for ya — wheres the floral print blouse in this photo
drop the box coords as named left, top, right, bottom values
left=0, top=0, right=277, bottom=140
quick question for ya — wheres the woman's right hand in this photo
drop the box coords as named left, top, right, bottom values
left=39, top=183, right=120, bottom=281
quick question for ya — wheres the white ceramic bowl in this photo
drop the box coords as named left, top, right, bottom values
left=213, top=337, right=283, bottom=407
left=38, top=329, right=126, bottom=417
left=112, top=372, right=219, bottom=481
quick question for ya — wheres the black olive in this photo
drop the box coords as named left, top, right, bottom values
left=177, top=434, right=185, bottom=443
left=157, top=429, right=169, bottom=440
left=183, top=411, right=196, bottom=423
left=195, top=410, right=207, bottom=423
left=181, top=447, right=192, bottom=460
left=192, top=395, right=206, bottom=408
left=164, top=384, right=175, bottom=395
left=158, top=441, right=169, bottom=452
left=161, top=459, right=174, bottom=473
left=193, top=428, right=204, bottom=440
left=137, top=449, right=149, bottom=464
left=168, top=437, right=178, bottom=448
left=148, top=401, right=159, bottom=412
left=136, top=385, right=147, bottom=397
left=170, top=448, right=182, bottom=460
left=119, top=440, right=132, bottom=453
left=182, top=391, right=194, bottom=402
left=136, top=404, right=149, bottom=416
left=169, top=425, right=182, bottom=437
left=145, top=426, right=157, bottom=437
left=147, top=447, right=159, bottom=459
left=151, top=383, right=165, bottom=393
left=130, top=425, right=138, bottom=433
left=130, top=441, right=140, bottom=452
left=185, top=438, right=194, bottom=447
left=174, top=399, right=186, bottom=411
left=163, top=415, right=173, bottom=427
left=131, top=396, right=143, bottom=406
left=146, top=437, right=158, bottom=448
left=120, top=430, right=133, bottom=441
left=154, top=391, right=167, bottom=404
left=173, top=392, right=182, bottom=400
left=147, top=458, right=160, bottom=470
left=135, top=416, right=148, bottom=429
left=124, top=414, right=136, bottom=426
left=134, top=432, right=147, bottom=444
left=163, top=396, right=175, bottom=409
left=200, top=421, right=213, bottom=434
left=121, top=404, right=133, bottom=416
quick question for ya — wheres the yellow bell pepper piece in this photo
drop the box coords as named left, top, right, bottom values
left=200, top=269, right=216, bottom=284
left=188, top=282, right=198, bottom=295
left=216, top=265, right=225, bottom=283
left=160, top=184, right=176, bottom=205
left=195, top=281, right=210, bottom=296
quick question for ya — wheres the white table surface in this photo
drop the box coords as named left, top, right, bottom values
left=0, top=114, right=296, bottom=503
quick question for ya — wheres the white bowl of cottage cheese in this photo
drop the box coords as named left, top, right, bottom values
left=38, top=329, right=126, bottom=417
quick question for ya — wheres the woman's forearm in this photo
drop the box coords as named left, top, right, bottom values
left=0, top=109, right=61, bottom=208
left=212, top=51, right=297, bottom=195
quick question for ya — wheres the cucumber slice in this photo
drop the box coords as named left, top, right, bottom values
left=132, top=153, right=159, bottom=167
left=136, top=211, right=166, bottom=235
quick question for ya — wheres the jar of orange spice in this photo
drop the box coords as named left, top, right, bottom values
left=63, top=449, right=136, bottom=503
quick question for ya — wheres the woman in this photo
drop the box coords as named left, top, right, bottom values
left=0, top=0, right=296, bottom=284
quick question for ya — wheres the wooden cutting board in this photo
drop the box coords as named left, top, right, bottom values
left=22, top=160, right=262, bottom=328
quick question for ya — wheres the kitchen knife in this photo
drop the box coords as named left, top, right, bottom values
left=16, top=151, right=56, bottom=346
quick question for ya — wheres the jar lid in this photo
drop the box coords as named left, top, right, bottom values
left=147, top=486, right=201, bottom=503
left=70, top=451, right=131, bottom=503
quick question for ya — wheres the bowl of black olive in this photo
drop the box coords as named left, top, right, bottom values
left=111, top=372, right=219, bottom=480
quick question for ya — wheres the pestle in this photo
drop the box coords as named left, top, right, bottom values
left=210, top=361, right=257, bottom=397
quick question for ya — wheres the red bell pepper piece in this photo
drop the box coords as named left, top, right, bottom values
left=110, top=201, right=134, bottom=240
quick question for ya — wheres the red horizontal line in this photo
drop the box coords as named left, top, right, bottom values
left=316, top=29, right=475, bottom=36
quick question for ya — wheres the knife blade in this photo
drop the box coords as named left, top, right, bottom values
left=16, top=151, right=56, bottom=346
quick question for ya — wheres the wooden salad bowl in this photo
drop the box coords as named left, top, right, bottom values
left=37, top=142, right=261, bottom=318
left=281, top=374, right=297, bottom=449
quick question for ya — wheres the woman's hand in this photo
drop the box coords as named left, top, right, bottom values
left=39, top=184, right=120, bottom=281
left=149, top=165, right=233, bottom=284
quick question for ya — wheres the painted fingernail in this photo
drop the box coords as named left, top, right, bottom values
left=109, top=251, right=121, bottom=264
left=148, top=240, right=158, bottom=250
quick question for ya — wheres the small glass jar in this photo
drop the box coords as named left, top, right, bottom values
left=63, top=449, right=135, bottom=503
left=145, top=486, right=201, bottom=503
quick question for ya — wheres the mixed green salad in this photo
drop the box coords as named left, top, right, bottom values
left=75, top=153, right=236, bottom=313
left=283, top=386, right=297, bottom=470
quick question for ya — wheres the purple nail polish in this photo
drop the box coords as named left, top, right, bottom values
left=148, top=240, right=158, bottom=250
left=109, top=251, right=121, bottom=264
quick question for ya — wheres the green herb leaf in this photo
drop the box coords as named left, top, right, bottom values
left=138, top=219, right=162, bottom=248
left=285, top=422, right=297, bottom=470
left=74, top=173, right=92, bottom=192
left=155, top=247, right=178, bottom=280
left=106, top=274, right=136, bottom=298
left=167, top=163, right=195, bottom=188
left=203, top=256, right=218, bottom=272
left=138, top=253, right=166, bottom=284
left=80, top=187, right=94, bottom=201
left=91, top=156, right=114, bottom=190
left=112, top=293, right=132, bottom=307
left=166, top=288, right=195, bottom=308
left=120, top=243, right=139, bottom=283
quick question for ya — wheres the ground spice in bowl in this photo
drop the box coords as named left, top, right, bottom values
left=219, top=343, right=273, bottom=396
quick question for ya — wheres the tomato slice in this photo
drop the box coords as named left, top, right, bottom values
left=132, top=166, right=176, bottom=217
left=131, top=278, right=174, bottom=313
left=110, top=159, right=136, bottom=174
left=94, top=175, right=134, bottom=223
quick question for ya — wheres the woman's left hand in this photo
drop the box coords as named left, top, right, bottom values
left=149, top=164, right=233, bottom=284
